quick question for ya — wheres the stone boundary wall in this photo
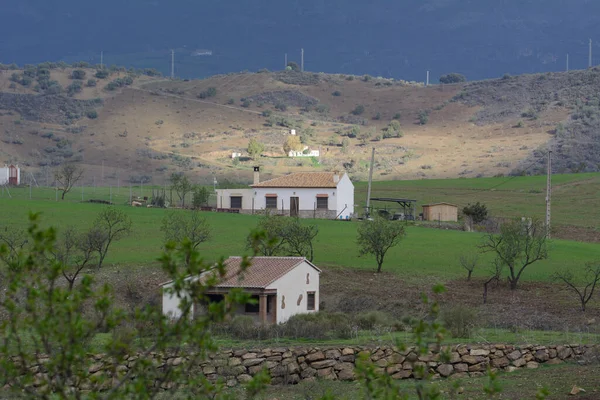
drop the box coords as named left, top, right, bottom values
left=10, top=344, right=598, bottom=390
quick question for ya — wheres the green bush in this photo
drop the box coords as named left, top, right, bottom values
left=332, top=90, right=341, bottom=97
left=393, top=112, right=402, bottom=120
left=86, top=79, right=97, bottom=87
left=274, top=102, right=287, bottom=111
left=95, top=69, right=109, bottom=79
left=198, top=87, right=217, bottom=99
left=354, top=311, right=394, bottom=330
left=418, top=110, right=429, bottom=125
left=67, top=81, right=83, bottom=96
left=226, top=98, right=235, bottom=105
left=71, top=69, right=86, bottom=80
left=439, top=73, right=466, bottom=84
left=241, top=99, right=251, bottom=108
left=440, top=306, right=477, bottom=338
left=86, top=110, right=98, bottom=119
left=261, top=109, right=272, bottom=117
left=351, top=104, right=365, bottom=115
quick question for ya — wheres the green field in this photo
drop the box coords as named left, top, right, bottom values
left=1, top=193, right=598, bottom=283
left=356, top=172, right=600, bottom=228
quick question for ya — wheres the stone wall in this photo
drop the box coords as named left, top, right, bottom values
left=59, top=344, right=599, bottom=388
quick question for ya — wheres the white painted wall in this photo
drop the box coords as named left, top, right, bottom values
left=336, top=174, right=354, bottom=219
left=161, top=277, right=197, bottom=319
left=266, top=261, right=320, bottom=323
left=0, top=166, right=20, bottom=185
left=215, top=189, right=253, bottom=209
left=253, top=187, right=336, bottom=212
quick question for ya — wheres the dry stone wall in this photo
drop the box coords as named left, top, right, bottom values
left=13, top=344, right=599, bottom=390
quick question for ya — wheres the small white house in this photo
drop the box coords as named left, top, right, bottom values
left=288, top=147, right=320, bottom=158
left=216, top=169, right=355, bottom=219
left=231, top=152, right=242, bottom=159
left=161, top=256, right=321, bottom=324
left=0, top=164, right=20, bottom=185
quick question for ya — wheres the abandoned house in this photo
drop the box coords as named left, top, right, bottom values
left=215, top=168, right=354, bottom=219
left=161, top=256, right=321, bottom=324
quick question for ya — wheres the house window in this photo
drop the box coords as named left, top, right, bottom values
left=307, top=292, right=316, bottom=311
left=316, top=195, right=328, bottom=209
left=245, top=296, right=259, bottom=313
left=265, top=195, right=278, bottom=209
left=230, top=196, right=242, bottom=209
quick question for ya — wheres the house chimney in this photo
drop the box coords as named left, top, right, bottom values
left=253, top=166, right=260, bottom=185
left=333, top=170, right=340, bottom=184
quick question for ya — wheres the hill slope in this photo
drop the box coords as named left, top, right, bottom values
left=1, top=65, right=598, bottom=185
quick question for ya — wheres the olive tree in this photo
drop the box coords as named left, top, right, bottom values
left=161, top=210, right=211, bottom=265
left=479, top=217, right=548, bottom=290
left=357, top=217, right=406, bottom=273
left=170, top=173, right=193, bottom=208
left=54, top=164, right=84, bottom=200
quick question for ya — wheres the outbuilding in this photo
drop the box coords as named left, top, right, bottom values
left=0, top=164, right=20, bottom=186
left=161, top=256, right=321, bottom=324
left=421, top=202, right=458, bottom=222
left=216, top=168, right=354, bottom=219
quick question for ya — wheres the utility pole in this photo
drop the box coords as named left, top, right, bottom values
left=546, top=150, right=552, bottom=238
left=589, top=39, right=593, bottom=68
left=365, top=147, right=375, bottom=218
left=284, top=53, right=288, bottom=69
left=566, top=53, right=569, bottom=72
left=171, top=49, right=175, bottom=79
left=100, top=51, right=104, bottom=69
left=426, top=70, right=430, bottom=86
left=301, top=48, right=304, bottom=72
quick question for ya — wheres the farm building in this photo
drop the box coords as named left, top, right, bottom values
left=0, top=164, right=20, bottom=186
left=216, top=169, right=354, bottom=219
left=421, top=202, right=458, bottom=222
left=161, top=256, right=321, bottom=324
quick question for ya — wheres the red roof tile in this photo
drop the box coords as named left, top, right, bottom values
left=251, top=172, right=342, bottom=188
left=215, top=257, right=318, bottom=288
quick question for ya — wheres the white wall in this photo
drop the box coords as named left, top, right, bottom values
left=253, top=187, right=336, bottom=212
left=161, top=277, right=198, bottom=319
left=267, top=261, right=320, bottom=324
left=0, top=168, right=8, bottom=185
left=215, top=189, right=253, bottom=209
left=335, top=174, right=355, bottom=219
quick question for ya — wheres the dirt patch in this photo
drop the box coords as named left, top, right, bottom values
left=552, top=225, right=600, bottom=243
left=320, top=265, right=600, bottom=332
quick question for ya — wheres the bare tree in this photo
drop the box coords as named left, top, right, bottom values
left=161, top=210, right=211, bottom=265
left=246, top=213, right=289, bottom=256
left=282, top=219, right=319, bottom=262
left=483, top=259, right=504, bottom=304
left=91, top=207, right=132, bottom=269
left=54, top=164, right=84, bottom=200
left=553, top=262, right=600, bottom=312
left=479, top=217, right=548, bottom=290
left=357, top=217, right=406, bottom=273
left=170, top=173, right=193, bottom=208
left=459, top=254, right=478, bottom=281
left=51, top=226, right=97, bottom=290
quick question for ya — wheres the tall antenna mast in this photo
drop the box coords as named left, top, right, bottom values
left=365, top=147, right=375, bottom=218
left=426, top=70, right=430, bottom=86
left=301, top=48, right=304, bottom=72
left=589, top=39, right=593, bottom=68
left=546, top=150, right=552, bottom=238
left=171, top=49, right=175, bottom=79
left=284, top=53, right=288, bottom=69
left=566, top=53, right=569, bottom=72
left=100, top=51, right=104, bottom=69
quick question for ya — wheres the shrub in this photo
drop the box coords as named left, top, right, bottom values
left=286, top=61, right=300, bottom=71
left=86, top=79, right=97, bottom=87
left=418, top=110, right=429, bottom=125
left=226, top=98, right=235, bottom=105
left=274, top=102, right=287, bottom=112
left=351, top=105, right=365, bottom=115
left=315, top=104, right=329, bottom=114
left=373, top=112, right=381, bottom=120
left=198, top=87, right=217, bottom=99
left=45, top=82, right=63, bottom=95
left=331, top=90, right=341, bottom=97
left=86, top=110, right=98, bottom=119
left=95, top=69, right=109, bottom=79
left=354, top=311, right=394, bottom=330
left=463, top=202, right=488, bottom=224
left=440, top=306, right=477, bottom=338
left=393, top=112, right=402, bottom=120
left=241, top=99, right=251, bottom=108
left=362, top=74, right=372, bottom=82
left=439, top=73, right=466, bottom=84
left=67, top=81, right=83, bottom=96
left=71, top=69, right=86, bottom=80
left=261, top=109, right=272, bottom=117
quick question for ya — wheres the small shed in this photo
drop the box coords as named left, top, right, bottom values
left=422, top=202, right=458, bottom=222
left=0, top=164, right=20, bottom=186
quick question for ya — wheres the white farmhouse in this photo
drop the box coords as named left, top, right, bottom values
left=288, top=146, right=320, bottom=158
left=161, top=256, right=321, bottom=324
left=0, top=164, right=20, bottom=185
left=216, top=168, right=354, bottom=219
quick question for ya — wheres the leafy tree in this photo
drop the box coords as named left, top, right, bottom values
left=170, top=173, right=193, bottom=207
left=87, top=207, right=132, bottom=269
left=0, top=214, right=268, bottom=398
left=287, top=61, right=300, bottom=71
left=341, top=137, right=350, bottom=153
left=247, top=138, right=265, bottom=160
left=479, top=217, right=548, bottom=290
left=348, top=125, right=360, bottom=138
left=357, top=217, right=406, bottom=273
left=439, top=73, right=467, bottom=84
left=192, top=186, right=210, bottom=209
left=54, top=164, right=84, bottom=200
left=71, top=69, right=86, bottom=80
left=351, top=104, right=365, bottom=115
left=283, top=220, right=319, bottom=262
left=246, top=213, right=289, bottom=256
left=283, top=135, right=303, bottom=154
left=161, top=210, right=211, bottom=264
left=0, top=227, right=28, bottom=266
left=553, top=262, right=600, bottom=311
left=463, top=202, right=489, bottom=224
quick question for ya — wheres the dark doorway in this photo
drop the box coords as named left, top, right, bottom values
left=290, top=197, right=299, bottom=217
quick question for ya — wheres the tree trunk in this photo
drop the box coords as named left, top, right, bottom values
left=467, top=270, right=472, bottom=281
left=509, top=279, right=518, bottom=290
left=61, top=191, right=66, bottom=200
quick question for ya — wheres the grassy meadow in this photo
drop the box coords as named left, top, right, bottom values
left=1, top=185, right=599, bottom=283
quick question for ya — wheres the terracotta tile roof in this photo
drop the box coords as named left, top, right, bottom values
left=216, top=257, right=318, bottom=289
left=251, top=172, right=342, bottom=188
